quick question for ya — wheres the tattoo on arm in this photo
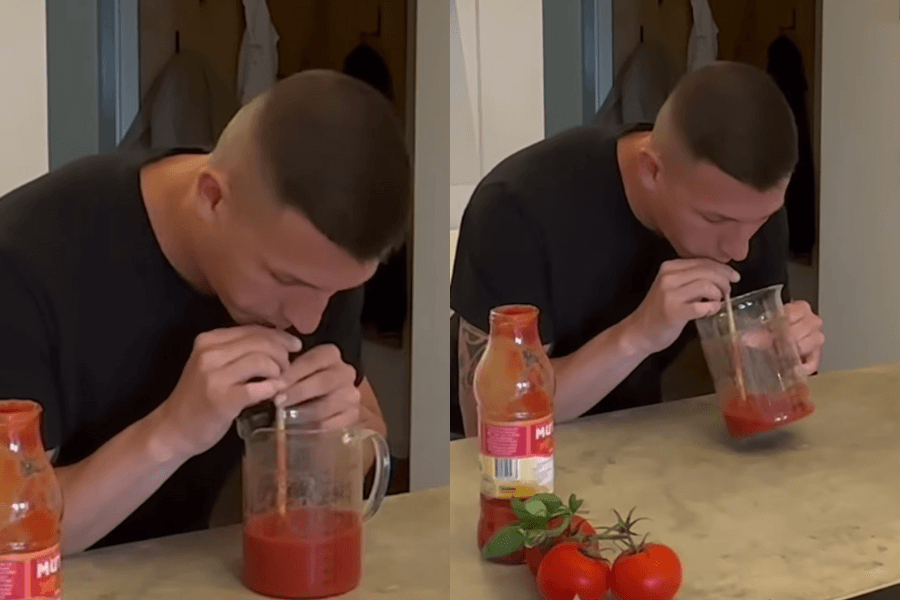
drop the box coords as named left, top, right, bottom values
left=459, top=319, right=488, bottom=394
left=458, top=319, right=488, bottom=435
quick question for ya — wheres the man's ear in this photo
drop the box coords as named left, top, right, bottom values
left=196, top=169, right=237, bottom=226
left=636, top=148, right=664, bottom=191
left=197, top=172, right=225, bottom=210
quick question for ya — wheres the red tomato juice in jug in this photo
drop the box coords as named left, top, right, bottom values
left=243, top=508, right=362, bottom=599
left=721, top=383, right=814, bottom=438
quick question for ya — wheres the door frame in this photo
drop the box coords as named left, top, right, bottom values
left=107, top=0, right=451, bottom=491
left=98, top=0, right=140, bottom=151
left=581, top=0, right=614, bottom=123
left=407, top=0, right=451, bottom=491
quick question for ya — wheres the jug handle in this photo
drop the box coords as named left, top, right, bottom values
left=358, top=429, right=391, bottom=521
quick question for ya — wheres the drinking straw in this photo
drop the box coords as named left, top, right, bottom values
left=275, top=401, right=287, bottom=518
left=724, top=293, right=748, bottom=402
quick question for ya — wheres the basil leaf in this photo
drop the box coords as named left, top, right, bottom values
left=482, top=525, right=526, bottom=560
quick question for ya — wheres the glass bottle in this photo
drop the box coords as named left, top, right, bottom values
left=475, top=305, right=555, bottom=564
left=0, top=400, right=63, bottom=599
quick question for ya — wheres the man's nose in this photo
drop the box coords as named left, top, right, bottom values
left=284, top=295, right=329, bottom=334
left=285, top=310, right=324, bottom=335
left=287, top=315, right=322, bottom=335
left=723, top=237, right=751, bottom=263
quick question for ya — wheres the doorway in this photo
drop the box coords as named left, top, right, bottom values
left=607, top=0, right=821, bottom=312
left=131, top=0, right=414, bottom=522
left=541, top=0, right=821, bottom=314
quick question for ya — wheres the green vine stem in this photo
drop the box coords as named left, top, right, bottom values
left=608, top=507, right=652, bottom=554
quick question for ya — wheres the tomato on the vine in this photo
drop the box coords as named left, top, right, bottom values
left=535, top=541, right=610, bottom=600
left=610, top=543, right=682, bottom=600
left=525, top=515, right=598, bottom=576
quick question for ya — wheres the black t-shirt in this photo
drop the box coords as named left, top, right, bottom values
left=0, top=149, right=365, bottom=549
left=451, top=123, right=789, bottom=418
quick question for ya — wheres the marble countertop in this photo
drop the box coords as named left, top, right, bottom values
left=63, top=486, right=449, bottom=599
left=450, top=362, right=900, bottom=600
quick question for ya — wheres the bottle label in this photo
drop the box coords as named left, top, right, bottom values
left=0, top=545, right=62, bottom=600
left=480, top=415, right=554, bottom=499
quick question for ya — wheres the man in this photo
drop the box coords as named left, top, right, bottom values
left=0, top=70, right=410, bottom=553
left=451, top=61, right=825, bottom=436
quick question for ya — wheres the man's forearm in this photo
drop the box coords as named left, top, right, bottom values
left=550, top=315, right=651, bottom=423
left=55, top=407, right=191, bottom=555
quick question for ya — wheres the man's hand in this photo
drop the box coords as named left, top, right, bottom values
left=785, top=300, right=825, bottom=375
left=155, top=325, right=300, bottom=457
left=273, top=344, right=361, bottom=430
left=625, top=259, right=740, bottom=354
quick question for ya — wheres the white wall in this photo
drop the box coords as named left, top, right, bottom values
left=0, top=1, right=49, bottom=194
left=817, top=0, right=900, bottom=373
left=409, top=0, right=450, bottom=490
left=450, top=0, right=546, bottom=236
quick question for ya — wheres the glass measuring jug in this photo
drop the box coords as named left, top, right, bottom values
left=237, top=405, right=390, bottom=599
left=695, top=284, right=815, bottom=438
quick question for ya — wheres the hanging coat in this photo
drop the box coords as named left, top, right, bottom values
left=767, top=34, right=816, bottom=256
left=237, top=0, right=280, bottom=105
left=593, top=41, right=683, bottom=130
left=119, top=50, right=239, bottom=151
left=341, top=44, right=407, bottom=337
left=687, top=0, right=719, bottom=71
left=343, top=42, right=395, bottom=102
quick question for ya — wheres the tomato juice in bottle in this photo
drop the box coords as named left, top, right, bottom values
left=0, top=400, right=63, bottom=600
left=474, top=305, right=555, bottom=564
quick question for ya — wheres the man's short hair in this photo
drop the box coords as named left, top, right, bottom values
left=664, top=61, right=798, bottom=192
left=255, top=70, right=410, bottom=261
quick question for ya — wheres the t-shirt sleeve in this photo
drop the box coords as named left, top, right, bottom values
left=450, top=182, right=556, bottom=343
left=0, top=256, right=63, bottom=450
left=733, top=206, right=792, bottom=302
left=302, top=286, right=365, bottom=386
